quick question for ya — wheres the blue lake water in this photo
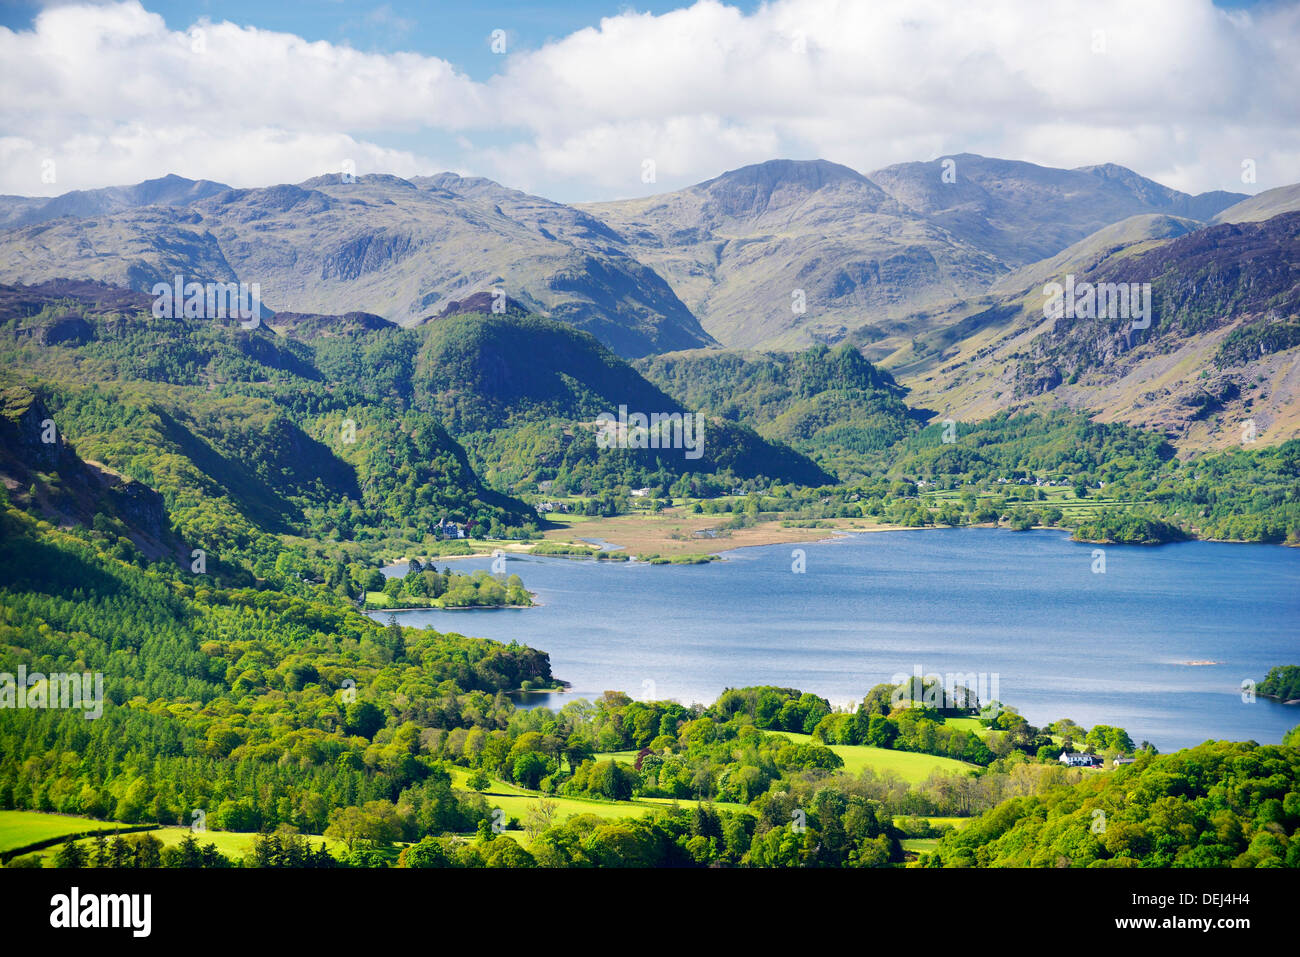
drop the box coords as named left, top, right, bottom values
left=376, top=529, right=1299, bottom=751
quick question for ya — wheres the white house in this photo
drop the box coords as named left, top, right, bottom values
left=1059, top=749, right=1100, bottom=768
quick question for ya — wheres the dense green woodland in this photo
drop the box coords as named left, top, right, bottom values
left=633, top=345, right=917, bottom=478
left=1259, top=666, right=1300, bottom=704
left=696, top=412, right=1300, bottom=544
left=927, top=742, right=1300, bottom=867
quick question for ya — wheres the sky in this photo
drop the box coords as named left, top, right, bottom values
left=1, top=0, right=1297, bottom=202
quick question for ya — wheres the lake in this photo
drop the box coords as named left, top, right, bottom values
left=375, top=528, right=1299, bottom=751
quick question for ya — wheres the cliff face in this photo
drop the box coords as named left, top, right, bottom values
left=0, top=386, right=174, bottom=560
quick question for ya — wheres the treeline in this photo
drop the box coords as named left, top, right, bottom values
left=44, top=832, right=235, bottom=870
left=402, top=795, right=898, bottom=868
left=721, top=412, right=1300, bottom=544
left=36, top=830, right=338, bottom=870
left=1070, top=512, right=1188, bottom=545
left=897, top=413, right=1299, bottom=543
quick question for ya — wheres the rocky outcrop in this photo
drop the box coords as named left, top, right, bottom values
left=0, top=386, right=174, bottom=559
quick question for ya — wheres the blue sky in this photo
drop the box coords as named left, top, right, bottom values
left=0, top=1, right=765, bottom=78
left=0, top=0, right=1274, bottom=62
left=2, top=0, right=1297, bottom=200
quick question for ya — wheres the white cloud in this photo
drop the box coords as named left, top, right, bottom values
left=1, top=0, right=1297, bottom=199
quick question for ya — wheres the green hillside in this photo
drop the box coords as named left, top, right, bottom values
left=0, top=294, right=539, bottom=578
left=635, top=344, right=920, bottom=478
left=412, top=311, right=832, bottom=493
left=926, top=741, right=1300, bottom=868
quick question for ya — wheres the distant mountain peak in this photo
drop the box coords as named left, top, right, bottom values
left=412, top=172, right=511, bottom=196
left=0, top=174, right=231, bottom=229
left=704, top=158, right=870, bottom=191
left=1075, top=161, right=1138, bottom=177
left=697, top=158, right=884, bottom=219
left=296, top=172, right=418, bottom=190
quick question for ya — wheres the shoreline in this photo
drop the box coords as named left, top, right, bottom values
left=389, top=524, right=1057, bottom=568
left=364, top=599, right=539, bottom=613
left=382, top=519, right=1295, bottom=572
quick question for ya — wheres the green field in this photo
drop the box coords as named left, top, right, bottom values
left=0, top=811, right=126, bottom=854
left=451, top=764, right=674, bottom=825
left=894, top=815, right=972, bottom=831
left=897, top=817, right=974, bottom=858
left=484, top=792, right=658, bottom=827
left=454, top=763, right=749, bottom=827
left=921, top=485, right=1155, bottom=523
left=901, top=837, right=939, bottom=854
left=636, top=795, right=748, bottom=813
left=448, top=766, right=535, bottom=796
left=601, top=734, right=977, bottom=785
left=603, top=736, right=977, bottom=784
left=0, top=811, right=347, bottom=866
left=148, top=826, right=343, bottom=858
left=768, top=731, right=978, bottom=783
left=943, top=717, right=992, bottom=737
left=597, top=750, right=643, bottom=766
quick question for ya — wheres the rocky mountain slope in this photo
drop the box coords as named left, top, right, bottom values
left=0, top=173, right=231, bottom=230
left=1211, top=183, right=1300, bottom=225
left=581, top=155, right=1247, bottom=350
left=0, top=155, right=1248, bottom=358
left=890, top=211, right=1300, bottom=451
left=0, top=174, right=715, bottom=358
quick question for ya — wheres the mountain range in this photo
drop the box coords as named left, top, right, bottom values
left=2, top=156, right=1298, bottom=450
left=581, top=155, right=1249, bottom=349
